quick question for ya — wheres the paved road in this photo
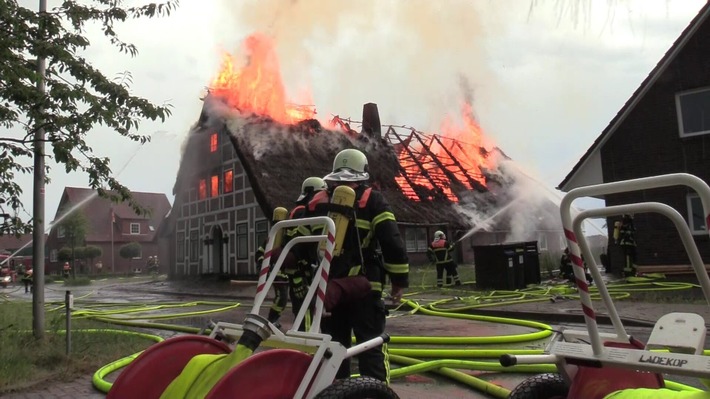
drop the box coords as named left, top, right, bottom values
left=4, top=277, right=707, bottom=398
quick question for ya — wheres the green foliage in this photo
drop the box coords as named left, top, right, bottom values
left=0, top=0, right=178, bottom=236
left=119, top=241, right=141, bottom=260
left=84, top=245, right=102, bottom=261
left=0, top=302, right=153, bottom=393
left=59, top=210, right=88, bottom=249
left=57, top=246, right=72, bottom=262
left=72, top=246, right=86, bottom=260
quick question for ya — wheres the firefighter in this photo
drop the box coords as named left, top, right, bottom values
left=427, top=230, right=461, bottom=287
left=22, top=267, right=33, bottom=293
left=295, top=148, right=409, bottom=383
left=616, top=214, right=637, bottom=277
left=559, top=247, right=574, bottom=281
left=560, top=247, right=593, bottom=285
left=283, top=176, right=329, bottom=331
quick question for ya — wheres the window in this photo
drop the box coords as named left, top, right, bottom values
left=224, top=170, right=234, bottom=193
left=255, top=220, right=268, bottom=251
left=210, top=133, right=218, bottom=152
left=676, top=87, right=710, bottom=137
left=190, top=231, right=199, bottom=261
left=538, top=234, right=548, bottom=251
left=198, top=179, right=207, bottom=200
left=404, top=227, right=428, bottom=252
left=236, top=223, right=248, bottom=259
left=177, top=233, right=185, bottom=262
left=57, top=226, right=65, bottom=238
left=50, top=249, right=58, bottom=262
left=130, top=223, right=140, bottom=235
left=687, top=194, right=707, bottom=235
left=132, top=248, right=142, bottom=260
left=559, top=236, right=568, bottom=251
left=211, top=175, right=219, bottom=197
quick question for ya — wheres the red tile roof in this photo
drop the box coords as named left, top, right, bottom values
left=0, top=233, right=41, bottom=252
left=53, top=187, right=171, bottom=243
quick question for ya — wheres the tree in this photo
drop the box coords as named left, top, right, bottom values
left=119, top=241, right=141, bottom=272
left=57, top=247, right=72, bottom=263
left=84, top=245, right=102, bottom=271
left=59, top=210, right=87, bottom=277
left=0, top=0, right=178, bottom=236
left=73, top=246, right=86, bottom=273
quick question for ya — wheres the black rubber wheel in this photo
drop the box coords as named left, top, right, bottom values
left=508, top=373, right=569, bottom=399
left=314, top=376, right=399, bottom=399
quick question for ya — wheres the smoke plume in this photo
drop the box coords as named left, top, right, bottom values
left=213, top=0, right=504, bottom=130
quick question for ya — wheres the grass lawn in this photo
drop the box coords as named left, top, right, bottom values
left=0, top=301, right=156, bottom=394
left=408, top=263, right=477, bottom=289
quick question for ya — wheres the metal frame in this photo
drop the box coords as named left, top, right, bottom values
left=505, top=173, right=710, bottom=385
left=208, top=216, right=388, bottom=399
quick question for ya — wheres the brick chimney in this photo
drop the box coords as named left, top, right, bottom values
left=361, top=103, right=381, bottom=139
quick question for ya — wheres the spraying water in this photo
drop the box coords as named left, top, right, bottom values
left=0, top=139, right=150, bottom=267
left=455, top=161, right=608, bottom=245
left=456, top=197, right=521, bottom=243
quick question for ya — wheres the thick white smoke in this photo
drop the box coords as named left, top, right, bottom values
left=213, top=0, right=504, bottom=130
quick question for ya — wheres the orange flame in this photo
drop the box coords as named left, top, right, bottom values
left=210, top=33, right=315, bottom=124
left=394, top=102, right=495, bottom=202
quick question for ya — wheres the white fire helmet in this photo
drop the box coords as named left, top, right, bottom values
left=296, top=177, right=328, bottom=202
left=434, top=230, right=446, bottom=240
left=323, top=149, right=370, bottom=183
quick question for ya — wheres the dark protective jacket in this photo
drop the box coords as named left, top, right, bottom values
left=301, top=185, right=409, bottom=292
left=618, top=221, right=636, bottom=247
left=427, top=239, right=455, bottom=265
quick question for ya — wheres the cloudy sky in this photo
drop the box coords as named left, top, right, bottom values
left=11, top=0, right=708, bottom=230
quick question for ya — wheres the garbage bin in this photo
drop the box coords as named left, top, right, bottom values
left=522, top=241, right=541, bottom=286
left=473, top=241, right=540, bottom=290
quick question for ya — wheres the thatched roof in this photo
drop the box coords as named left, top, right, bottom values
left=186, top=96, right=519, bottom=230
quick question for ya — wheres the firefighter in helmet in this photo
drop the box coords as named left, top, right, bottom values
left=22, top=266, right=33, bottom=293
left=284, top=176, right=328, bottom=331
left=293, top=148, right=409, bottom=383
left=427, top=230, right=461, bottom=287
left=615, top=214, right=637, bottom=277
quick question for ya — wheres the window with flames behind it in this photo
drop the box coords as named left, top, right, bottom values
left=211, top=175, right=219, bottom=197
left=224, top=170, right=234, bottom=193
left=210, top=133, right=218, bottom=152
left=198, top=179, right=207, bottom=200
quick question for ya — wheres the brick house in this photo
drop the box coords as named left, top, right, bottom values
left=45, top=187, right=172, bottom=275
left=558, top=3, right=710, bottom=273
left=0, top=233, right=45, bottom=271
left=167, top=97, right=565, bottom=278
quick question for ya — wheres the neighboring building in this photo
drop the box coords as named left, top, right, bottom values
left=558, top=3, right=710, bottom=273
left=45, top=187, right=172, bottom=275
left=168, top=96, right=565, bottom=278
left=0, top=233, right=45, bottom=270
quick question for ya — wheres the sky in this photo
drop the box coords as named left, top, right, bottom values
left=9, top=0, right=709, bottom=233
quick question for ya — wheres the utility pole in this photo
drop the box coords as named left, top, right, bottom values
left=32, top=0, right=48, bottom=339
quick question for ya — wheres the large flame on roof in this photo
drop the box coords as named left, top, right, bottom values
left=210, top=33, right=315, bottom=124
left=394, top=102, right=494, bottom=202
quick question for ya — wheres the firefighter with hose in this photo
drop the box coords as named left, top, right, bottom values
left=294, top=148, right=410, bottom=383
left=427, top=230, right=461, bottom=287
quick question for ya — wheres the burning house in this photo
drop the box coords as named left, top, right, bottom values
left=166, top=34, right=565, bottom=278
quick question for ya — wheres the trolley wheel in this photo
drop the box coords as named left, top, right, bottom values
left=205, top=349, right=313, bottom=399
left=314, top=376, right=399, bottom=399
left=508, top=373, right=568, bottom=399
left=107, top=335, right=230, bottom=399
